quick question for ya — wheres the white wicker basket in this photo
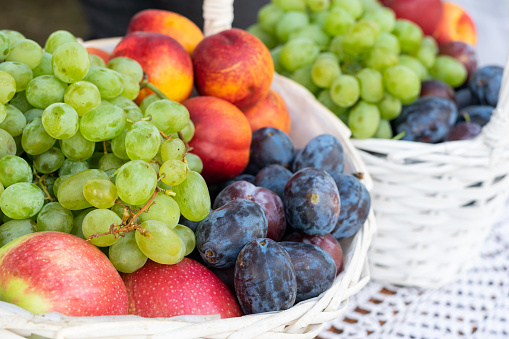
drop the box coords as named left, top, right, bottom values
left=0, top=1, right=376, bottom=338
left=352, top=55, right=509, bottom=289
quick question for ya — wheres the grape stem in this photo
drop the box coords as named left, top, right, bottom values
left=33, top=171, right=55, bottom=202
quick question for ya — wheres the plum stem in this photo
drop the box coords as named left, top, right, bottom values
left=392, top=131, right=407, bottom=140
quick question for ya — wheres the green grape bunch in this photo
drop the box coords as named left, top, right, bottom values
left=0, top=29, right=209, bottom=273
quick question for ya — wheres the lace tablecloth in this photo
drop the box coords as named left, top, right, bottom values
left=319, top=204, right=509, bottom=339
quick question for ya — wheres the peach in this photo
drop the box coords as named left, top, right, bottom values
left=381, top=0, right=443, bottom=36
left=432, top=2, right=476, bottom=46
left=183, top=96, right=252, bottom=185
left=86, top=47, right=110, bottom=64
left=192, top=28, right=274, bottom=110
left=242, top=89, right=291, bottom=135
left=127, top=9, right=204, bottom=54
left=111, top=32, right=193, bottom=103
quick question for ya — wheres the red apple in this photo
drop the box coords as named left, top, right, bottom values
left=122, top=258, right=243, bottom=318
left=0, top=232, right=128, bottom=316
left=381, top=0, right=443, bottom=36
left=111, top=32, right=194, bottom=103
left=127, top=9, right=204, bottom=55
left=432, top=1, right=476, bottom=46
left=183, top=96, right=252, bottom=185
left=192, top=28, right=274, bottom=110
left=242, top=89, right=291, bottom=135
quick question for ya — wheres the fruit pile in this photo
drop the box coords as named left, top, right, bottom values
left=0, top=9, right=370, bottom=321
left=248, top=0, right=503, bottom=143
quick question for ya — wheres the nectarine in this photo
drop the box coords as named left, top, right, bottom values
left=242, top=89, right=291, bottom=135
left=86, top=47, right=110, bottom=64
left=432, top=2, right=476, bottom=46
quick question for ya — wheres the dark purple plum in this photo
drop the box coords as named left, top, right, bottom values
left=331, top=174, right=370, bottom=240
left=279, top=241, right=336, bottom=303
left=284, top=168, right=340, bottom=236
left=234, top=238, right=296, bottom=314
left=253, top=164, right=293, bottom=201
left=438, top=41, right=478, bottom=81
left=393, top=96, right=458, bottom=143
left=208, top=173, right=256, bottom=202
left=213, top=181, right=286, bottom=241
left=196, top=199, right=268, bottom=268
left=469, top=65, right=503, bottom=107
left=420, top=79, right=456, bottom=103
left=179, top=213, right=209, bottom=232
left=455, top=88, right=476, bottom=110
left=444, top=121, right=482, bottom=141
left=292, top=134, right=345, bottom=181
left=457, top=105, right=493, bottom=127
left=245, top=127, right=295, bottom=174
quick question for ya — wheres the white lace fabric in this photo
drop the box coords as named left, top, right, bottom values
left=319, top=203, right=509, bottom=339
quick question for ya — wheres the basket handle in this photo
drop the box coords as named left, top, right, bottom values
left=203, top=0, right=235, bottom=36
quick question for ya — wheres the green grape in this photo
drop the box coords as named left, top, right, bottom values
left=376, top=32, right=401, bottom=54
left=25, top=75, right=68, bottom=109
left=342, top=21, right=377, bottom=56
left=0, top=61, right=33, bottom=92
left=332, top=0, right=363, bottom=19
left=82, top=178, right=118, bottom=209
left=275, top=11, right=309, bottom=43
left=311, top=52, right=341, bottom=88
left=9, top=91, right=33, bottom=113
left=5, top=39, right=43, bottom=69
left=309, top=10, right=328, bottom=29
left=392, top=19, right=423, bottom=54
left=288, top=25, right=330, bottom=50
left=57, top=169, right=110, bottom=210
left=83, top=66, right=124, bottom=99
left=328, top=35, right=344, bottom=60
left=109, top=96, right=144, bottom=122
left=139, top=94, right=160, bottom=113
left=98, top=153, right=125, bottom=172
left=109, top=231, right=148, bottom=273
left=362, top=7, right=396, bottom=33
left=356, top=68, right=384, bottom=103
left=12, top=135, right=23, bottom=156
left=64, top=81, right=102, bottom=116
left=258, top=3, right=285, bottom=34
left=145, top=99, right=189, bottom=135
left=185, top=153, right=203, bottom=173
left=280, top=38, right=320, bottom=72
left=118, top=73, right=140, bottom=101
left=89, top=53, right=106, bottom=67
left=330, top=74, right=360, bottom=108
left=430, top=56, right=467, bottom=88
left=398, top=55, right=428, bottom=81
left=32, top=52, right=54, bottom=77
left=87, top=151, right=105, bottom=170
left=33, top=146, right=65, bottom=174
left=377, top=93, right=402, bottom=120
left=41, top=103, right=79, bottom=139
left=324, top=7, right=355, bottom=36
left=80, top=104, right=127, bottom=142
left=135, top=220, right=185, bottom=265
left=159, top=159, right=187, bottom=186
left=82, top=209, right=121, bottom=246
left=306, top=0, right=330, bottom=12
left=106, top=56, right=144, bottom=83
left=111, top=129, right=129, bottom=160
left=44, top=30, right=77, bottom=54
left=0, top=104, right=26, bottom=137
left=374, top=119, right=393, bottom=139
left=0, top=104, right=5, bottom=127
left=270, top=45, right=285, bottom=75
left=179, top=120, right=195, bottom=143
left=383, top=65, right=421, bottom=103
left=412, top=36, right=438, bottom=69
left=35, top=202, right=73, bottom=233
left=59, top=129, right=95, bottom=161
left=360, top=0, right=382, bottom=12
left=0, top=32, right=10, bottom=60
left=71, top=207, right=95, bottom=239
left=290, top=65, right=320, bottom=95
left=366, top=44, right=399, bottom=72
left=161, top=138, right=185, bottom=162
left=0, top=71, right=16, bottom=104
left=0, top=30, right=25, bottom=45
left=0, top=219, right=37, bottom=247
left=52, top=174, right=71, bottom=198
left=247, top=24, right=279, bottom=50
left=125, top=121, right=161, bottom=162
left=172, top=171, right=210, bottom=221
left=58, top=158, right=89, bottom=176
left=52, top=42, right=90, bottom=83
left=115, top=160, right=157, bottom=205
left=0, top=183, right=44, bottom=219
left=0, top=155, right=32, bottom=187
left=348, top=100, right=381, bottom=139
left=21, top=117, right=56, bottom=155
left=137, top=192, right=180, bottom=228
left=273, top=0, right=306, bottom=11
left=174, top=224, right=196, bottom=256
